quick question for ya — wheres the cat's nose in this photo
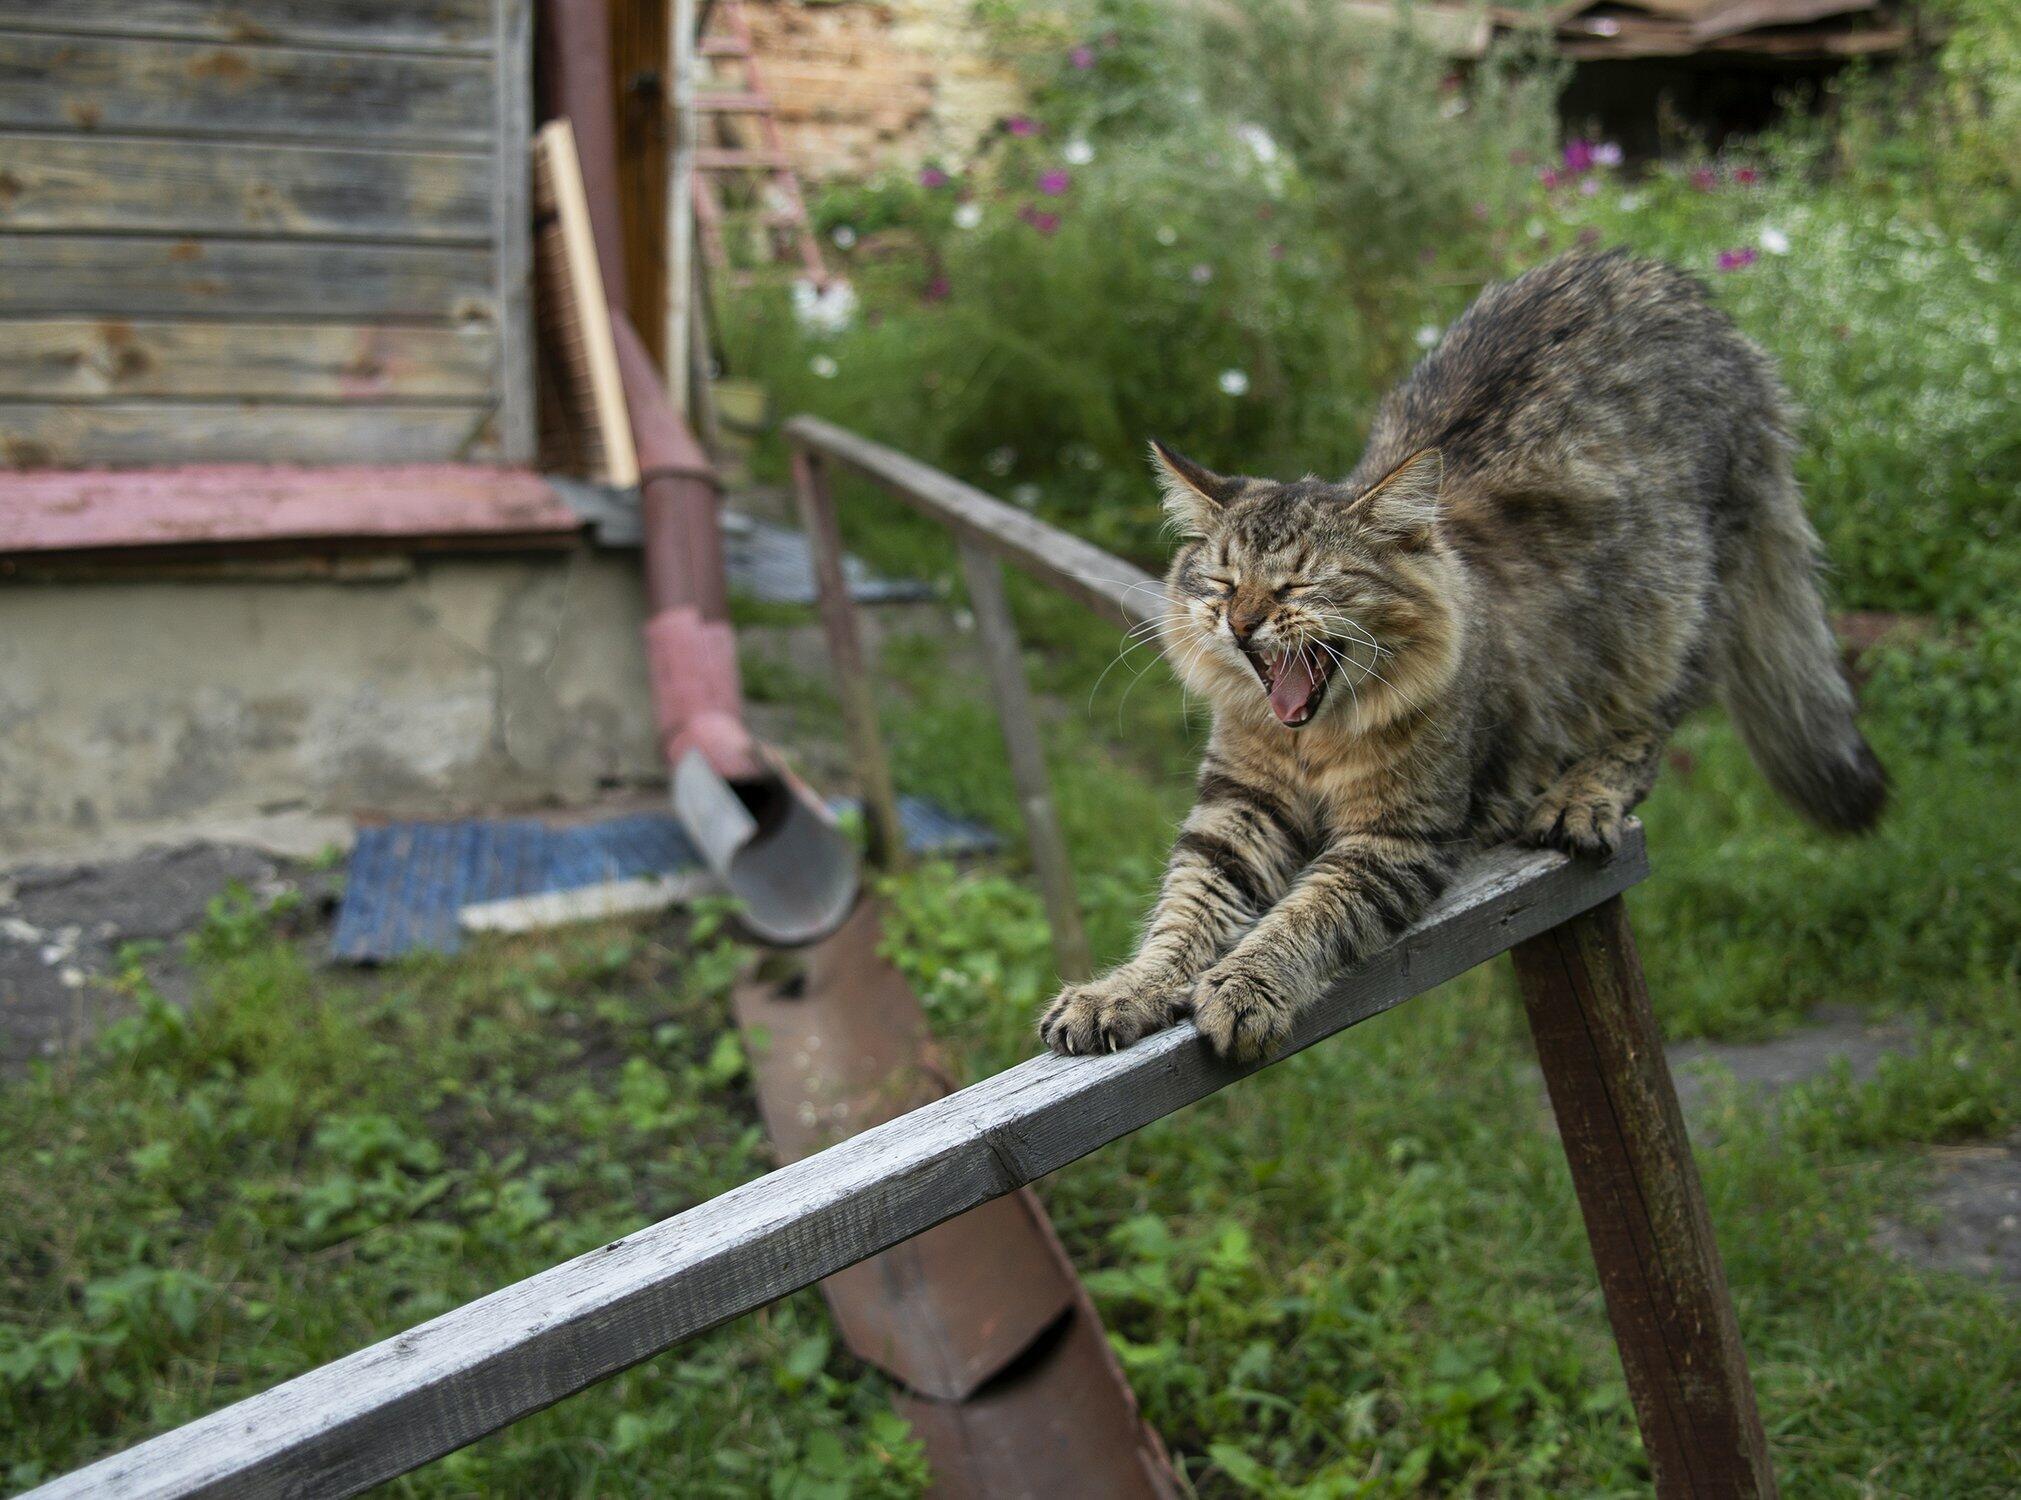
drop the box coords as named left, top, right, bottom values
left=1227, top=602, right=1270, bottom=643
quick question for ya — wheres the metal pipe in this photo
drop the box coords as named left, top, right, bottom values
left=539, top=0, right=855, bottom=943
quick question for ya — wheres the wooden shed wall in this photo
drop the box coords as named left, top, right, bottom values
left=0, top=1, right=534, bottom=468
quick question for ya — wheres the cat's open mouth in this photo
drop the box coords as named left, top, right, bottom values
left=1243, top=645, right=1334, bottom=728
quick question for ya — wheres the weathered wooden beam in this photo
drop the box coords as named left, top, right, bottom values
left=0, top=135, right=493, bottom=241
left=0, top=236, right=494, bottom=321
left=957, top=539, right=1093, bottom=980
left=0, top=33, right=494, bottom=147
left=491, top=0, right=535, bottom=463
left=0, top=401, right=502, bottom=468
left=783, top=414, right=1165, bottom=634
left=27, top=830, right=1647, bottom=1500
left=1512, top=897, right=1779, bottom=1499
left=0, top=1, right=497, bottom=54
left=789, top=444, right=908, bottom=870
left=0, top=321, right=496, bottom=402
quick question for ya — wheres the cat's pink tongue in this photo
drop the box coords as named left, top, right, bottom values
left=1267, top=653, right=1322, bottom=726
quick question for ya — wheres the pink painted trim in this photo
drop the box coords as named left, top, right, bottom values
left=0, top=465, right=582, bottom=556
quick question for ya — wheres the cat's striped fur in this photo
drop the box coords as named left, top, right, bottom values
left=1041, top=251, right=1886, bottom=1061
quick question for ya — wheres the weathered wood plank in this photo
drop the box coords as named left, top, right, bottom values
left=0, top=2, right=496, bottom=53
left=1513, top=897, right=1779, bottom=1498
left=490, top=0, right=533, bottom=462
left=0, top=319, right=496, bottom=401
left=0, top=32, right=492, bottom=146
left=0, top=134, right=492, bottom=240
left=0, top=400, right=499, bottom=467
left=0, top=464, right=578, bottom=554
left=958, top=539, right=1094, bottom=981
left=0, top=236, right=495, bottom=319
left=790, top=445, right=908, bottom=869
left=784, top=414, right=1164, bottom=633
left=25, top=830, right=1648, bottom=1500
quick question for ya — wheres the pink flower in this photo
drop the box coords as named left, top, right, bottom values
left=1070, top=44, right=1095, bottom=69
left=1017, top=203, right=1060, bottom=234
left=1734, top=166, right=1760, bottom=185
left=923, top=275, right=951, bottom=302
left=1579, top=176, right=1600, bottom=197
left=1716, top=246, right=1758, bottom=272
left=1038, top=168, right=1071, bottom=196
left=1562, top=139, right=1595, bottom=173
left=918, top=166, right=950, bottom=189
left=1005, top=115, right=1039, bottom=138
left=1539, top=167, right=1562, bottom=190
left=1691, top=167, right=1718, bottom=191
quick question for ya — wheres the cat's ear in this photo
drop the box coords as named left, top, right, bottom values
left=1148, top=439, right=1238, bottom=536
left=1357, top=448, right=1443, bottom=542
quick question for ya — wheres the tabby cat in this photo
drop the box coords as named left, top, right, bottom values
left=1040, top=250, right=1886, bottom=1062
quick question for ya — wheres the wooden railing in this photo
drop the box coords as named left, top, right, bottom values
left=28, top=422, right=1776, bottom=1499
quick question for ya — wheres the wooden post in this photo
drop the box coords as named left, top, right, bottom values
left=665, top=0, right=698, bottom=416
left=1512, top=897, right=1778, bottom=1499
left=789, top=444, right=909, bottom=870
left=956, top=540, right=1093, bottom=981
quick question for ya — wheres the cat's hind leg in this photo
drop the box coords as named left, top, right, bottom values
left=1524, top=729, right=1665, bottom=857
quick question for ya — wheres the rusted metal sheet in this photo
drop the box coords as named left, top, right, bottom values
left=734, top=900, right=1181, bottom=1496
left=0, top=464, right=578, bottom=556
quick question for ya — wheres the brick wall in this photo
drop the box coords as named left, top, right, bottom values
left=735, top=0, right=1022, bottom=180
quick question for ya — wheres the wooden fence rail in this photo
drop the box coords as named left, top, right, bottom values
left=29, top=839, right=1645, bottom=1499
left=33, top=419, right=1775, bottom=1498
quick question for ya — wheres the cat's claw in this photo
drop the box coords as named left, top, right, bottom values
left=1190, top=962, right=1293, bottom=1063
left=1039, top=968, right=1185, bottom=1056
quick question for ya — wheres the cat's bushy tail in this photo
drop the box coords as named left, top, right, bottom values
left=1719, top=462, right=1888, bottom=833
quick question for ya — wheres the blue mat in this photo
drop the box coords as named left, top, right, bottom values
left=332, top=798, right=997, bottom=962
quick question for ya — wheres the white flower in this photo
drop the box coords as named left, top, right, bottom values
left=1234, top=123, right=1279, bottom=165
left=1217, top=368, right=1250, bottom=396
left=831, top=225, right=858, bottom=249
left=1415, top=324, right=1441, bottom=350
left=1155, top=224, right=1178, bottom=246
left=1525, top=216, right=1546, bottom=240
left=1759, top=225, right=1791, bottom=256
left=1617, top=191, right=1644, bottom=212
left=1190, top=262, right=1214, bottom=284
left=952, top=201, right=983, bottom=230
left=1593, top=142, right=1624, bottom=168
left=809, top=354, right=839, bottom=379
left=1010, top=483, right=1042, bottom=509
left=790, top=278, right=859, bottom=334
left=1063, top=137, right=1095, bottom=166
left=1579, top=177, right=1600, bottom=197
left=985, top=446, right=1016, bottom=476
left=1439, top=96, right=1469, bottom=120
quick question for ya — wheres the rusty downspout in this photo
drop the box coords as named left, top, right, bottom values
left=539, top=0, right=854, bottom=941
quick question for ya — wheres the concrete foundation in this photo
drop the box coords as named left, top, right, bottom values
left=0, top=550, right=666, bottom=861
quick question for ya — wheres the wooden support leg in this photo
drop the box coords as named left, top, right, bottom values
left=956, top=541, right=1093, bottom=982
left=1512, top=896, right=1778, bottom=1499
left=790, top=445, right=909, bottom=871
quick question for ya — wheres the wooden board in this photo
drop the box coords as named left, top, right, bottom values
left=1513, top=898, right=1780, bottom=1497
left=0, top=2, right=496, bottom=53
left=0, top=32, right=494, bottom=146
left=488, top=0, right=534, bottom=463
left=23, top=831, right=1648, bottom=1500
left=786, top=415, right=1165, bottom=634
left=0, top=236, right=495, bottom=320
left=0, top=320, right=496, bottom=400
left=0, top=464, right=578, bottom=553
left=0, top=401, right=500, bottom=468
left=0, top=135, right=492, bottom=241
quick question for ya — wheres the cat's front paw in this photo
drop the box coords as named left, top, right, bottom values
left=1190, top=961, right=1293, bottom=1063
left=1039, top=967, right=1185, bottom=1056
left=1524, top=782, right=1625, bottom=857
